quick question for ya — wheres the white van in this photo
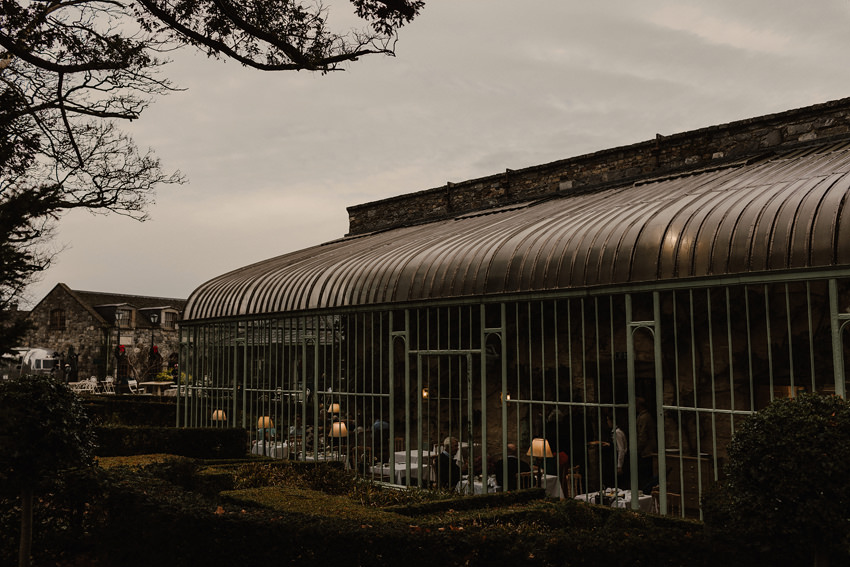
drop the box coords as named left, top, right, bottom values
left=20, top=348, right=60, bottom=376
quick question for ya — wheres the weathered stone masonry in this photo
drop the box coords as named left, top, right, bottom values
left=348, top=97, right=850, bottom=236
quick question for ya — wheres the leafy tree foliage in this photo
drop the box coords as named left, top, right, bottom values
left=702, top=393, right=850, bottom=566
left=0, top=375, right=96, bottom=567
left=0, top=0, right=424, bottom=353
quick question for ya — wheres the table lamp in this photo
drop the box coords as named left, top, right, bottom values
left=329, top=421, right=348, bottom=451
left=211, top=409, right=226, bottom=422
left=327, top=403, right=340, bottom=414
left=257, top=416, right=275, bottom=441
left=527, top=438, right=553, bottom=487
left=330, top=421, right=348, bottom=438
left=257, top=416, right=274, bottom=429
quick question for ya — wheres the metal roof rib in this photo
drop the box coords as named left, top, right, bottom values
left=184, top=143, right=850, bottom=321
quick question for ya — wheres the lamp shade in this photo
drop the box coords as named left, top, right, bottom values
left=421, top=387, right=429, bottom=399
left=257, top=416, right=274, bottom=429
left=527, top=438, right=553, bottom=458
left=327, top=403, right=340, bottom=414
left=211, top=409, right=226, bottom=421
left=330, top=421, right=348, bottom=438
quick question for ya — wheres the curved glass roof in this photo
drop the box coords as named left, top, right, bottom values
left=185, top=142, right=850, bottom=320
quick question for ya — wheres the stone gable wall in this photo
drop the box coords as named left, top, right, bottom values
left=24, top=286, right=181, bottom=380
left=347, top=97, right=850, bottom=236
left=26, top=286, right=106, bottom=378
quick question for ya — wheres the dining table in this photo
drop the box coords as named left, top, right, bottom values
left=301, top=450, right=350, bottom=468
left=394, top=449, right=438, bottom=466
left=370, top=461, right=432, bottom=485
left=251, top=440, right=289, bottom=459
left=456, top=474, right=500, bottom=494
left=138, top=380, right=176, bottom=397
left=574, top=489, right=654, bottom=512
left=540, top=473, right=565, bottom=499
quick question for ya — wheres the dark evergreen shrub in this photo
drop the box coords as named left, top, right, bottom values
left=94, top=425, right=247, bottom=458
left=702, top=393, right=850, bottom=566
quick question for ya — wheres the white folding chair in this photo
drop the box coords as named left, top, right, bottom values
left=127, top=379, right=146, bottom=394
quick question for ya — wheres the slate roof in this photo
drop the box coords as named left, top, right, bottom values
left=51, top=284, right=187, bottom=327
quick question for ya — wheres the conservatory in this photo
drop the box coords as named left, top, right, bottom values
left=178, top=98, right=850, bottom=518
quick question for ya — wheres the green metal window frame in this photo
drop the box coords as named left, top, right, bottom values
left=177, top=269, right=850, bottom=518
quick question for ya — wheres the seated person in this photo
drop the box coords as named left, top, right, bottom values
left=371, top=420, right=391, bottom=463
left=436, top=436, right=461, bottom=489
left=494, top=442, right=531, bottom=490
left=543, top=450, right=569, bottom=476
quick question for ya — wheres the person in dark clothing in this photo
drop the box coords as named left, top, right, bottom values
left=372, top=419, right=391, bottom=463
left=494, top=442, right=531, bottom=490
left=636, top=397, right=658, bottom=493
left=436, top=436, right=461, bottom=489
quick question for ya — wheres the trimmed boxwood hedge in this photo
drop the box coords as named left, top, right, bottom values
left=81, top=396, right=178, bottom=426
left=94, top=425, right=247, bottom=458
left=2, top=456, right=734, bottom=567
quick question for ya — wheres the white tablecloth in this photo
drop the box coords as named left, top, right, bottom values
left=371, top=462, right=432, bottom=485
left=575, top=490, right=653, bottom=512
left=542, top=474, right=564, bottom=499
left=457, top=475, right=500, bottom=494
left=394, top=449, right=438, bottom=466
left=251, top=441, right=289, bottom=459
left=303, top=450, right=344, bottom=461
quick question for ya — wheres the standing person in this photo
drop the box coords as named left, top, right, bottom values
left=436, top=436, right=461, bottom=489
left=148, top=346, right=163, bottom=380
left=608, top=414, right=627, bottom=487
left=67, top=347, right=79, bottom=383
left=636, top=397, right=657, bottom=493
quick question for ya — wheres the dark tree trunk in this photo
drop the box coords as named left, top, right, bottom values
left=19, top=485, right=33, bottom=567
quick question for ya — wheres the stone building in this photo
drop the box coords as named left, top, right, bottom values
left=24, top=283, right=186, bottom=382
left=178, top=97, right=850, bottom=518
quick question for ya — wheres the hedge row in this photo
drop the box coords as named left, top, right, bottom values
left=94, top=425, right=247, bottom=458
left=92, top=464, right=716, bottom=567
left=1, top=457, right=755, bottom=567
left=82, top=396, right=178, bottom=426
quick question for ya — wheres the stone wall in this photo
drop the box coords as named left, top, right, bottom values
left=26, top=286, right=108, bottom=379
left=347, top=97, right=850, bottom=235
left=24, top=286, right=181, bottom=380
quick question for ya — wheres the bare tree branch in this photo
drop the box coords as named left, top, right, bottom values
left=0, top=0, right=424, bottom=352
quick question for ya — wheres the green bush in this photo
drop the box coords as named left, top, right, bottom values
left=1, top=456, right=721, bottom=567
left=703, top=393, right=850, bottom=565
left=0, top=376, right=97, bottom=567
left=82, top=396, right=177, bottom=426
left=94, top=425, right=247, bottom=458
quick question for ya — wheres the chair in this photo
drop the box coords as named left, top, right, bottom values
left=348, top=445, right=373, bottom=473
left=394, top=437, right=404, bottom=452
left=102, top=376, right=116, bottom=394
left=127, top=379, right=145, bottom=394
left=651, top=486, right=682, bottom=516
left=561, top=465, right=582, bottom=497
left=517, top=471, right=534, bottom=489
left=287, top=435, right=303, bottom=458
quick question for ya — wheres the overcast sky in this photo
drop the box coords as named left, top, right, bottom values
left=21, top=0, right=850, bottom=307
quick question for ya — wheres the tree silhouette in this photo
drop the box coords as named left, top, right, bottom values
left=0, top=0, right=425, bottom=352
left=0, top=375, right=96, bottom=567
